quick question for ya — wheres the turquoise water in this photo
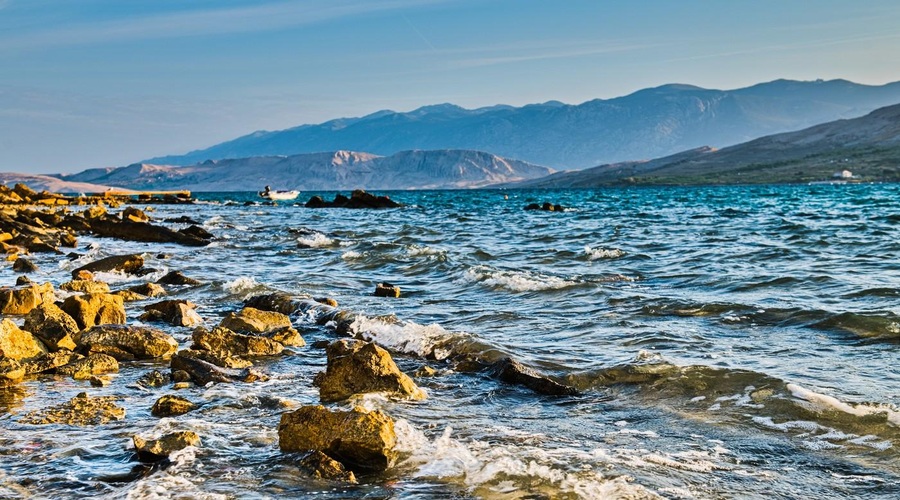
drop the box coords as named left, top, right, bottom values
left=2, top=184, right=899, bottom=498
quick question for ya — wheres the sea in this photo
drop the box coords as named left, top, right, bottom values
left=2, top=183, right=899, bottom=499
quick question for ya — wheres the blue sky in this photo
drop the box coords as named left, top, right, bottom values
left=2, top=0, right=899, bottom=174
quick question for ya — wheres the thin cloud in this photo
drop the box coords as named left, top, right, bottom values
left=0, top=0, right=452, bottom=52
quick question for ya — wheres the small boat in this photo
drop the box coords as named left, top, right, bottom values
left=259, top=186, right=300, bottom=201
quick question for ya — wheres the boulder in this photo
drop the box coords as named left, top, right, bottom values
left=243, top=292, right=302, bottom=315
left=191, top=326, right=284, bottom=357
left=151, top=395, right=196, bottom=417
left=140, top=299, right=203, bottom=327
left=156, top=271, right=200, bottom=286
left=137, top=369, right=169, bottom=388
left=133, top=431, right=201, bottom=462
left=73, top=269, right=94, bottom=281
left=56, top=353, right=119, bottom=380
left=21, top=350, right=82, bottom=375
left=77, top=324, right=178, bottom=360
left=488, top=357, right=578, bottom=396
left=278, top=405, right=397, bottom=471
left=219, top=307, right=292, bottom=333
left=82, top=205, right=107, bottom=220
left=264, top=326, right=305, bottom=347
left=304, top=190, right=401, bottom=209
left=20, top=392, right=125, bottom=425
left=0, top=318, right=49, bottom=362
left=313, top=339, right=425, bottom=402
left=71, top=254, right=144, bottom=278
left=170, top=351, right=268, bottom=386
left=524, top=202, right=565, bottom=212
left=60, top=280, right=111, bottom=294
left=297, top=451, right=357, bottom=483
left=173, top=348, right=252, bottom=369
left=374, top=283, right=401, bottom=298
left=61, top=293, right=126, bottom=330
left=127, top=282, right=167, bottom=298
left=12, top=257, right=37, bottom=273
left=179, top=225, right=214, bottom=240
left=24, top=302, right=79, bottom=351
left=113, top=290, right=148, bottom=302
left=88, top=218, right=209, bottom=247
left=122, top=207, right=150, bottom=223
left=0, top=282, right=55, bottom=315
left=0, top=359, right=25, bottom=385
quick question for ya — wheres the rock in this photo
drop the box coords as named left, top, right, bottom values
left=191, top=326, right=284, bottom=357
left=82, top=205, right=107, bottom=219
left=77, top=324, right=178, bottom=360
left=138, top=369, right=169, bottom=388
left=243, top=292, right=302, bottom=315
left=156, top=271, right=200, bottom=286
left=61, top=293, right=126, bottom=330
left=374, top=283, right=401, bottom=298
left=264, top=326, right=305, bottom=347
left=414, top=365, right=437, bottom=377
left=523, top=202, right=565, bottom=212
left=0, top=282, right=55, bottom=315
left=20, top=350, right=82, bottom=375
left=71, top=254, right=144, bottom=278
left=0, top=359, right=25, bottom=385
left=15, top=275, right=33, bottom=286
left=173, top=348, right=252, bottom=369
left=313, top=339, right=425, bottom=402
left=488, top=357, right=578, bottom=396
left=151, top=395, right=196, bottom=417
left=179, top=225, right=214, bottom=240
left=24, top=301, right=79, bottom=351
left=219, top=307, right=292, bottom=334
left=140, top=299, right=204, bottom=327
left=133, top=431, right=201, bottom=462
left=127, top=282, right=167, bottom=298
left=297, top=451, right=357, bottom=483
left=122, top=207, right=150, bottom=223
left=170, top=351, right=268, bottom=385
left=171, top=370, right=191, bottom=383
left=314, top=297, right=339, bottom=308
left=90, top=376, right=110, bottom=387
left=163, top=216, right=200, bottom=225
left=0, top=318, right=49, bottom=362
left=60, top=279, right=111, bottom=294
left=12, top=257, right=37, bottom=273
left=73, top=269, right=94, bottom=281
left=278, top=405, right=397, bottom=471
left=88, top=218, right=210, bottom=246
left=113, top=290, right=148, bottom=302
left=56, top=353, right=120, bottom=380
left=304, top=190, right=401, bottom=209
left=20, top=392, right=125, bottom=425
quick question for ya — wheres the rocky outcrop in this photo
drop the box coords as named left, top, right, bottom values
left=278, top=405, right=397, bottom=471
left=488, top=357, right=578, bottom=396
left=133, top=431, right=201, bottom=462
left=86, top=218, right=211, bottom=247
left=56, top=353, right=119, bottom=380
left=61, top=293, right=126, bottom=330
left=151, top=395, right=196, bottom=417
left=0, top=282, right=54, bottom=315
left=20, top=392, right=125, bottom=425
left=71, top=254, right=145, bottom=278
left=313, top=340, right=425, bottom=402
left=0, top=318, right=49, bottom=362
left=305, top=190, right=401, bottom=209
left=218, top=307, right=291, bottom=333
left=191, top=326, right=284, bottom=357
left=77, top=324, right=178, bottom=360
left=170, top=350, right=268, bottom=385
left=140, top=299, right=203, bottom=327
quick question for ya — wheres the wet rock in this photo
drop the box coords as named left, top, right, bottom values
left=77, top=324, right=178, bottom=360
left=179, top=225, right=214, bottom=240
left=174, top=348, right=253, bottom=369
left=56, top=353, right=119, bottom=380
left=138, top=369, right=169, bottom=388
left=20, top=392, right=125, bottom=425
left=73, top=269, right=94, bottom=281
left=191, top=326, right=284, bottom=357
left=21, top=350, right=82, bottom=375
left=23, top=301, right=78, bottom=352
left=82, top=205, right=107, bottom=220
left=414, top=365, right=438, bottom=377
left=243, top=292, right=302, bottom=315
left=164, top=216, right=200, bottom=225
left=297, top=451, right=357, bottom=483
left=219, top=306, right=291, bottom=334
left=305, top=190, right=401, bottom=209
left=314, top=297, right=339, bottom=308
left=122, top=207, right=150, bottom=223
left=71, top=253, right=144, bottom=279
left=524, top=202, right=565, bottom=212
left=140, top=299, right=203, bottom=327
left=0, top=282, right=55, bottom=315
left=488, top=357, right=578, bottom=396
left=133, top=431, right=201, bottom=462
left=60, top=279, right=111, bottom=294
left=90, top=376, right=111, bottom=387
left=151, top=395, right=196, bottom=417
left=61, top=293, right=126, bottom=330
left=15, top=275, right=33, bottom=286
left=278, top=405, right=397, bottom=471
left=374, top=283, right=401, bottom=298
left=88, top=218, right=210, bottom=247
left=170, top=351, right=268, bottom=385
left=264, top=326, right=305, bottom=347
left=313, top=339, right=425, bottom=402
left=113, top=290, right=149, bottom=302
left=156, top=271, right=201, bottom=286
left=127, top=282, right=167, bottom=298
left=12, top=257, right=37, bottom=273
left=0, top=359, right=25, bottom=385
left=0, top=318, right=49, bottom=362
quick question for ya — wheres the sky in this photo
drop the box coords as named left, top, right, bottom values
left=2, top=0, right=900, bottom=174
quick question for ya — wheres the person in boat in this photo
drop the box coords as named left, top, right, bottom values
left=263, top=185, right=271, bottom=194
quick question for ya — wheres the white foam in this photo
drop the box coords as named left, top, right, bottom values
left=351, top=315, right=460, bottom=359
left=463, top=265, right=578, bottom=292
left=406, top=244, right=446, bottom=257
left=341, top=250, right=363, bottom=260
left=222, top=276, right=260, bottom=294
left=584, top=245, right=625, bottom=260
left=296, top=232, right=334, bottom=248
left=786, top=383, right=900, bottom=426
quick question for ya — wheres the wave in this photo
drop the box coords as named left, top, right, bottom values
left=462, top=265, right=581, bottom=292
left=583, top=246, right=625, bottom=260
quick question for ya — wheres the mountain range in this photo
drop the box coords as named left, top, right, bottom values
left=146, top=79, right=900, bottom=169
left=510, top=102, right=900, bottom=187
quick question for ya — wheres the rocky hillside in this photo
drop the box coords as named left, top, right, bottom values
left=145, top=79, right=900, bottom=169
left=512, top=103, right=900, bottom=187
left=57, top=150, right=553, bottom=191
left=0, top=173, right=116, bottom=194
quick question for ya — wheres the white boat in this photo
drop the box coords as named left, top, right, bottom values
left=259, top=186, right=300, bottom=200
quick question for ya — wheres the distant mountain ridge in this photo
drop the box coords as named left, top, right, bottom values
left=510, top=102, right=900, bottom=187
left=58, top=149, right=553, bottom=191
left=146, top=79, right=900, bottom=169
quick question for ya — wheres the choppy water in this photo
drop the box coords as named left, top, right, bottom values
left=2, top=184, right=899, bottom=499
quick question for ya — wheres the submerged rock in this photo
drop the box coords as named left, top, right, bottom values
left=151, top=395, right=196, bottom=417
left=20, top=392, right=125, bottom=425
left=374, top=283, right=401, bottom=298
left=243, top=292, right=303, bottom=315
left=21, top=350, right=83, bottom=375
left=0, top=318, right=49, bottom=362
left=141, top=299, right=204, bottom=327
left=133, top=431, right=201, bottom=462
left=524, top=202, right=565, bottom=212
left=156, top=271, right=201, bottom=286
left=313, top=339, right=425, bottom=402
left=61, top=293, right=126, bottom=330
left=77, top=324, right=178, bottom=360
left=173, top=348, right=253, bottom=369
left=137, top=369, right=169, bottom=388
left=71, top=254, right=145, bottom=278
left=127, top=282, right=167, bottom=298
left=278, top=405, right=397, bottom=471
left=297, top=451, right=357, bottom=483
left=56, top=353, right=120, bottom=380
left=170, top=350, right=268, bottom=385
left=488, top=357, right=578, bottom=396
